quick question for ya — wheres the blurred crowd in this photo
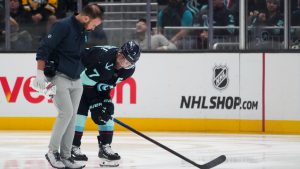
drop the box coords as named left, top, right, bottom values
left=1, top=0, right=300, bottom=51
left=0, top=0, right=107, bottom=51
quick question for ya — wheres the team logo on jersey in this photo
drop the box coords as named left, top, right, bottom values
left=213, top=65, right=229, bottom=90
left=47, top=34, right=52, bottom=39
left=105, top=63, right=113, bottom=70
left=97, top=83, right=113, bottom=91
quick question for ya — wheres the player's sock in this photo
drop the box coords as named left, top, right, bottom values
left=73, top=131, right=83, bottom=147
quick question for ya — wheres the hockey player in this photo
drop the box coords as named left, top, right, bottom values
left=71, top=40, right=141, bottom=167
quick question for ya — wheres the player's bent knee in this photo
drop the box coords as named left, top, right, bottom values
left=91, top=112, right=108, bottom=125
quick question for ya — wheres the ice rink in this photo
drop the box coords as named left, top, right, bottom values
left=0, top=131, right=299, bottom=169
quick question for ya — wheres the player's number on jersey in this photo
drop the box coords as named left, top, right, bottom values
left=89, top=69, right=100, bottom=77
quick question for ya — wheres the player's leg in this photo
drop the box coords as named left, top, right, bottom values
left=97, top=117, right=121, bottom=167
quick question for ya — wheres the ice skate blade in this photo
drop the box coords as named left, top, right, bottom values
left=65, top=166, right=85, bottom=169
left=99, top=158, right=120, bottom=167
left=71, top=155, right=88, bottom=161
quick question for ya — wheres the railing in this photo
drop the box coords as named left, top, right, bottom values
left=1, top=0, right=300, bottom=51
left=213, top=42, right=239, bottom=50
left=96, top=2, right=158, bottom=46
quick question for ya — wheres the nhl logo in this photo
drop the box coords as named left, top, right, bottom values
left=213, top=65, right=229, bottom=90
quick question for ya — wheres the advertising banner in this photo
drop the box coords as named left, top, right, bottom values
left=0, top=53, right=261, bottom=119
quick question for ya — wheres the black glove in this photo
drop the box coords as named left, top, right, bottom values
left=90, top=99, right=114, bottom=125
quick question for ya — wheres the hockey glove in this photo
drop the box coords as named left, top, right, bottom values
left=90, top=99, right=114, bottom=125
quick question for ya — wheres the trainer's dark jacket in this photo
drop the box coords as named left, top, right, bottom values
left=36, top=15, right=87, bottom=79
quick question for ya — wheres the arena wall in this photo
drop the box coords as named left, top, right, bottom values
left=0, top=53, right=299, bottom=134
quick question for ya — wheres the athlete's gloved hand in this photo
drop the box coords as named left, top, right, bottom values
left=90, top=99, right=114, bottom=125
left=32, top=69, right=47, bottom=90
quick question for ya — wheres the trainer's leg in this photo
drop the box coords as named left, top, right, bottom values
left=48, top=76, right=74, bottom=152
left=60, top=79, right=83, bottom=158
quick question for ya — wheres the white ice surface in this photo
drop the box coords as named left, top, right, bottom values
left=0, top=131, right=299, bottom=169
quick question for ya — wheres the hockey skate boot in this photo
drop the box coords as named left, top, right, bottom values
left=98, top=143, right=121, bottom=167
left=71, top=145, right=88, bottom=161
left=61, top=157, right=85, bottom=169
left=45, top=151, right=65, bottom=169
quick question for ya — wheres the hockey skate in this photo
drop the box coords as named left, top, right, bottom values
left=71, top=145, right=88, bottom=161
left=98, top=143, right=121, bottom=167
left=61, top=157, right=85, bottom=169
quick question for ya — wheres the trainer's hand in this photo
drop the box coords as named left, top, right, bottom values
left=43, top=82, right=56, bottom=99
left=32, top=69, right=47, bottom=90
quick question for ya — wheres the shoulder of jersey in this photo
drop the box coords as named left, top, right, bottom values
left=93, top=45, right=118, bottom=62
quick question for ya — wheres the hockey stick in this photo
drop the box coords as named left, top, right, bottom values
left=114, top=118, right=226, bottom=169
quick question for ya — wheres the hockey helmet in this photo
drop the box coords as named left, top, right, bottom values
left=120, top=40, right=141, bottom=64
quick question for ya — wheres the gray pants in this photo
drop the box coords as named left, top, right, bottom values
left=48, top=73, right=83, bottom=158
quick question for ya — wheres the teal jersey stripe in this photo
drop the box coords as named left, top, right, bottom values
left=75, top=126, right=85, bottom=132
left=80, top=71, right=97, bottom=86
left=98, top=119, right=114, bottom=131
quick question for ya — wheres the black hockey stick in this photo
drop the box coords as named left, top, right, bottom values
left=114, top=118, right=226, bottom=169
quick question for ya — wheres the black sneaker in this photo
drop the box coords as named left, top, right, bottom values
left=71, top=146, right=88, bottom=161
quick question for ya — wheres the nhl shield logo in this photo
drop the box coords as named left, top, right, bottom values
left=213, top=65, right=229, bottom=90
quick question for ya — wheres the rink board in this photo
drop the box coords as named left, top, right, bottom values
left=0, top=53, right=300, bottom=133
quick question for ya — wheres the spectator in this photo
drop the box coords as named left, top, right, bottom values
left=224, top=0, right=235, bottom=10
left=0, top=3, right=18, bottom=33
left=10, top=0, right=24, bottom=22
left=248, top=0, right=267, bottom=16
left=292, top=0, right=300, bottom=26
left=9, top=0, right=33, bottom=50
left=0, top=2, right=32, bottom=50
left=21, top=0, right=58, bottom=47
left=193, top=0, right=236, bottom=49
left=135, top=18, right=177, bottom=50
left=0, top=4, right=18, bottom=47
left=248, top=0, right=284, bottom=49
left=186, top=0, right=207, bottom=27
left=291, top=0, right=300, bottom=49
left=227, top=0, right=239, bottom=25
left=157, top=0, right=193, bottom=49
left=55, top=0, right=77, bottom=19
left=185, top=0, right=208, bottom=49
